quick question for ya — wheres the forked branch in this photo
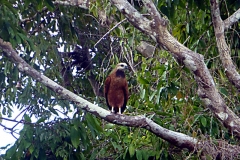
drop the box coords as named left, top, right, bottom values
left=110, top=0, right=240, bottom=137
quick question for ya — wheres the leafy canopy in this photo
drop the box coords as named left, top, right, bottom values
left=0, top=0, right=239, bottom=159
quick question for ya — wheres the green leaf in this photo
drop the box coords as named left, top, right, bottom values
left=142, top=150, right=149, bottom=160
left=80, top=152, right=86, bottom=160
left=4, top=61, right=10, bottom=75
left=24, top=114, right=31, bottom=122
left=48, top=107, right=59, bottom=115
left=39, top=148, right=47, bottom=160
left=129, top=143, right=135, bottom=157
left=112, top=141, right=123, bottom=151
left=12, top=66, right=19, bottom=80
left=5, top=144, right=17, bottom=157
left=140, top=88, right=145, bottom=99
left=149, top=90, right=157, bottom=101
left=85, top=113, right=103, bottom=133
left=45, top=0, right=54, bottom=11
left=89, top=149, right=98, bottom=160
left=79, top=124, right=88, bottom=147
left=211, top=121, right=220, bottom=136
left=36, top=117, right=46, bottom=123
left=138, top=76, right=149, bottom=85
left=200, top=116, right=207, bottom=127
left=123, top=147, right=128, bottom=159
left=70, top=127, right=80, bottom=148
left=136, top=150, right=142, bottom=160
left=7, top=26, right=15, bottom=37
left=155, top=87, right=162, bottom=104
left=24, top=142, right=32, bottom=149
left=220, top=87, right=228, bottom=96
left=28, top=144, right=34, bottom=154
left=186, top=23, right=189, bottom=33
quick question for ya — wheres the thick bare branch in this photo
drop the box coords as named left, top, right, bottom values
left=210, top=0, right=240, bottom=91
left=0, top=38, right=197, bottom=151
left=54, top=0, right=89, bottom=9
left=141, top=0, right=168, bottom=29
left=1, top=38, right=240, bottom=158
left=224, top=8, right=240, bottom=30
left=110, top=0, right=153, bottom=35
left=110, top=0, right=240, bottom=137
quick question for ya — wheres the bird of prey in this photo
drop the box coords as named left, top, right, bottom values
left=104, top=63, right=129, bottom=114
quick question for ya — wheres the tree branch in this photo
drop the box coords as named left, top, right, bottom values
left=210, top=0, right=240, bottom=91
left=54, top=0, right=89, bottom=9
left=94, top=18, right=127, bottom=48
left=109, top=0, right=153, bottom=36
left=223, top=8, right=240, bottom=30
left=55, top=0, right=154, bottom=68
left=1, top=0, right=240, bottom=157
left=1, top=38, right=240, bottom=158
left=0, top=38, right=197, bottom=151
left=0, top=123, right=18, bottom=139
left=110, top=0, right=240, bottom=138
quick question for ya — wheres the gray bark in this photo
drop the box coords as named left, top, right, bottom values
left=110, top=0, right=240, bottom=137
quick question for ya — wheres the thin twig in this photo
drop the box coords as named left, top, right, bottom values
left=94, top=18, right=127, bottom=48
left=14, top=106, right=30, bottom=120
left=0, top=123, right=19, bottom=139
left=183, top=36, right=190, bottom=45
left=84, top=14, right=99, bottom=23
left=0, top=117, right=25, bottom=123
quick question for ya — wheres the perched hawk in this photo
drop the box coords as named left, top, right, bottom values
left=104, top=63, right=129, bottom=114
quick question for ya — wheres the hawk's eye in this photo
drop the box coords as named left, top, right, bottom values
left=121, top=64, right=124, bottom=67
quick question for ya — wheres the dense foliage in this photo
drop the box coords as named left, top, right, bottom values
left=0, top=0, right=239, bottom=159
